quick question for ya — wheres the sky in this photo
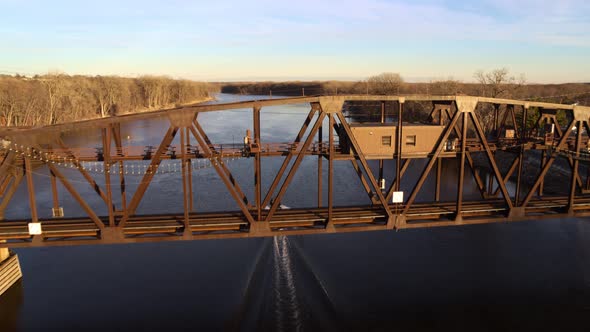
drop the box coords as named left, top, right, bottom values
left=0, top=0, right=589, bottom=83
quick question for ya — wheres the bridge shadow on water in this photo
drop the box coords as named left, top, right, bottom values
left=0, top=218, right=589, bottom=331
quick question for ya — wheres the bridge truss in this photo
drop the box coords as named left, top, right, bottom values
left=1, top=95, right=590, bottom=248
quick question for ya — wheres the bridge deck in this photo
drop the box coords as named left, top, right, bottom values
left=1, top=196, right=588, bottom=247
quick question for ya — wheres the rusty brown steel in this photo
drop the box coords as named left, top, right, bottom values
left=395, top=101, right=403, bottom=192
left=119, top=126, right=178, bottom=226
left=318, top=117, right=323, bottom=208
left=262, top=108, right=317, bottom=209
left=328, top=113, right=334, bottom=225
left=469, top=111, right=514, bottom=209
left=385, top=159, right=411, bottom=202
left=265, top=112, right=327, bottom=222
left=102, top=128, right=115, bottom=227
left=492, top=155, right=520, bottom=198
left=379, top=101, right=385, bottom=187
left=24, top=157, right=38, bottom=223
left=435, top=157, right=442, bottom=201
left=188, top=125, right=256, bottom=225
left=569, top=120, right=583, bottom=212
left=253, top=106, right=262, bottom=221
left=0, top=174, right=22, bottom=219
left=350, top=159, right=378, bottom=204
left=186, top=120, right=194, bottom=213
left=2, top=95, right=590, bottom=248
left=193, top=118, right=250, bottom=207
left=402, top=109, right=461, bottom=215
left=515, top=106, right=527, bottom=205
left=465, top=152, right=486, bottom=198
left=335, top=112, right=394, bottom=222
left=57, top=138, right=110, bottom=206
left=112, top=123, right=127, bottom=212
left=49, top=155, right=60, bottom=214
left=456, top=113, right=468, bottom=220
left=46, top=163, right=105, bottom=230
left=522, top=120, right=576, bottom=207
left=180, top=127, right=190, bottom=231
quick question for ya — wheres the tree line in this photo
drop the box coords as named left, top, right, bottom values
left=221, top=69, right=590, bottom=106
left=0, top=74, right=217, bottom=126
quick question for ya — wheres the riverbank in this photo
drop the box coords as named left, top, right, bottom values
left=0, top=74, right=217, bottom=127
left=116, top=95, right=215, bottom=116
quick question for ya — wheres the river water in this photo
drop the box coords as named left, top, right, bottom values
left=0, top=94, right=589, bottom=331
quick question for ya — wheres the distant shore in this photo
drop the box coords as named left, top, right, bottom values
left=220, top=81, right=590, bottom=105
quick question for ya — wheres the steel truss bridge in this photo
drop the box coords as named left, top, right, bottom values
left=1, top=95, right=590, bottom=248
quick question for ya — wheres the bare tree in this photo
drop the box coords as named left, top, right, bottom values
left=428, top=78, right=462, bottom=95
left=367, top=72, right=404, bottom=95
left=472, top=68, right=526, bottom=133
left=474, top=68, right=526, bottom=98
left=40, top=72, right=68, bottom=125
left=0, top=73, right=214, bottom=126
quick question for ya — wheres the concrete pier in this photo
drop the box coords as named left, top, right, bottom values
left=0, top=242, right=22, bottom=297
left=0, top=247, right=7, bottom=262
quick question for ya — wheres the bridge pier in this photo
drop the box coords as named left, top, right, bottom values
left=0, top=241, right=22, bottom=297
left=0, top=247, right=8, bottom=262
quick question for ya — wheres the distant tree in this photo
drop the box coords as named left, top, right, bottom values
left=39, top=72, right=68, bottom=125
left=473, top=68, right=527, bottom=134
left=473, top=67, right=526, bottom=98
left=367, top=72, right=404, bottom=95
left=428, top=78, right=462, bottom=95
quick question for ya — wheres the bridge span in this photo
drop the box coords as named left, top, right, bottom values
left=1, top=94, right=590, bottom=251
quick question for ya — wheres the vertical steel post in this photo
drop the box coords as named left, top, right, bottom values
left=435, top=106, right=444, bottom=202
left=538, top=117, right=550, bottom=196
left=569, top=120, right=582, bottom=212
left=456, top=113, right=467, bottom=220
left=49, top=164, right=60, bottom=214
left=102, top=127, right=114, bottom=227
left=515, top=106, right=527, bottom=206
left=318, top=117, right=323, bottom=208
left=328, top=113, right=334, bottom=225
left=180, top=127, right=190, bottom=229
left=379, top=101, right=385, bottom=188
left=185, top=128, right=194, bottom=212
left=396, top=101, right=403, bottom=192
left=253, top=106, right=262, bottom=221
left=493, top=104, right=499, bottom=133
left=539, top=150, right=546, bottom=196
left=435, top=158, right=442, bottom=201
left=24, top=156, right=38, bottom=222
left=112, top=124, right=127, bottom=212
left=487, top=105, right=500, bottom=195
left=50, top=171, right=59, bottom=209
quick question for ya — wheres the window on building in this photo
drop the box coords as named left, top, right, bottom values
left=406, top=135, right=416, bottom=146
left=381, top=136, right=392, bottom=146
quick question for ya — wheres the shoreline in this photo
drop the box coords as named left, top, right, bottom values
left=117, top=95, right=215, bottom=116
